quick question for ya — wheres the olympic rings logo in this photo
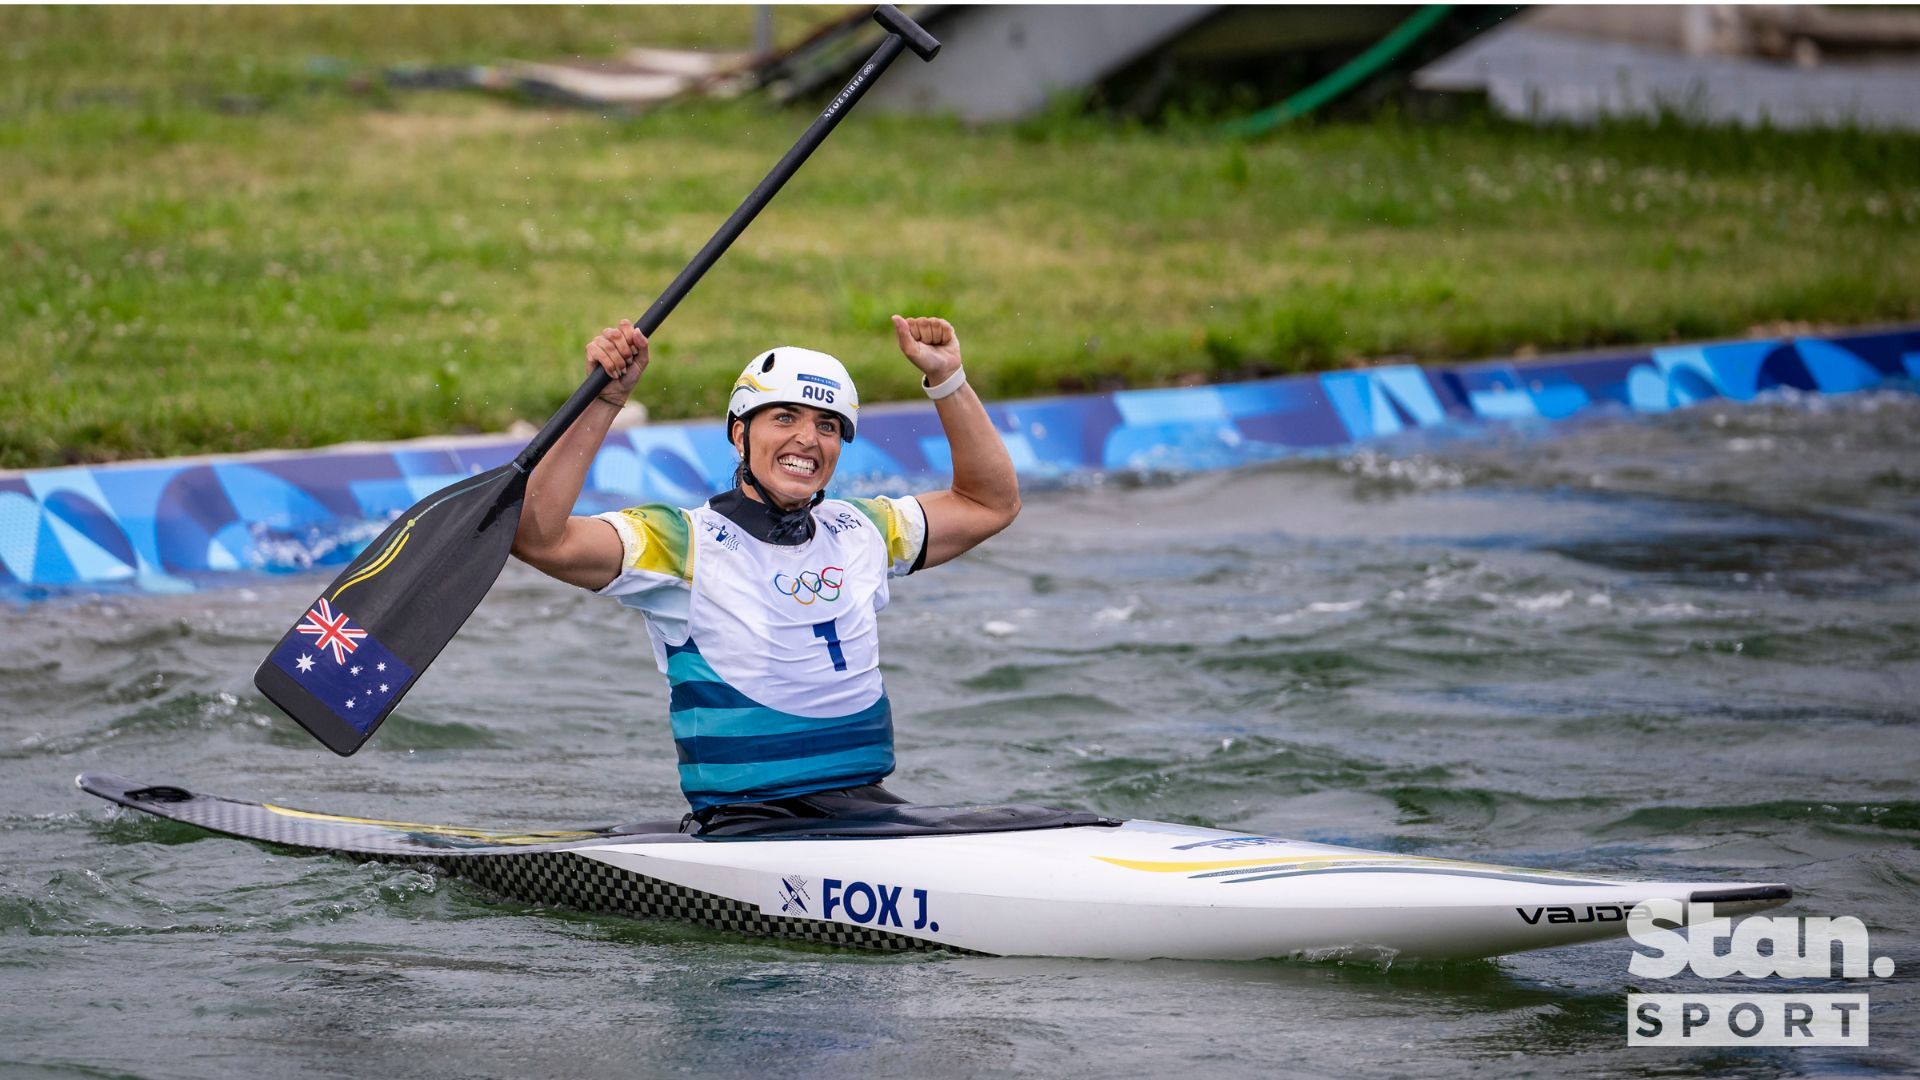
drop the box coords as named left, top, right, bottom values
left=773, top=566, right=845, bottom=605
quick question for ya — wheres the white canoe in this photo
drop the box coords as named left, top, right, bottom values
left=79, top=771, right=1789, bottom=961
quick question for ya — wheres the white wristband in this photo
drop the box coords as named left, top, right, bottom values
left=924, top=366, right=967, bottom=400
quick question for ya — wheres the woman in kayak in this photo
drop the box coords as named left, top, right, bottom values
left=511, top=315, right=1020, bottom=831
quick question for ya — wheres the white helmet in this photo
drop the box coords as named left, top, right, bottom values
left=726, top=347, right=860, bottom=441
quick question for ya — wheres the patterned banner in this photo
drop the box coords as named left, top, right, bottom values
left=3, top=328, right=1916, bottom=596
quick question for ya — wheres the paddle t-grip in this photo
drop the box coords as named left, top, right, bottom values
left=874, top=5, right=941, bottom=60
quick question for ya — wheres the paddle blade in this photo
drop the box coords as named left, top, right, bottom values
left=253, top=464, right=528, bottom=755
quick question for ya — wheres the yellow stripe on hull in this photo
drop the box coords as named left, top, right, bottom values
left=262, top=802, right=601, bottom=846
left=1094, top=853, right=1560, bottom=875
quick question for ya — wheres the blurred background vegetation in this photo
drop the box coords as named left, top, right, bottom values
left=2, top=5, right=1916, bottom=468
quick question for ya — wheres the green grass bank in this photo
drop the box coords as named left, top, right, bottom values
left=3, top=6, right=1918, bottom=469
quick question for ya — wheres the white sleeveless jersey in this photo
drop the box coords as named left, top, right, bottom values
left=594, top=495, right=927, bottom=809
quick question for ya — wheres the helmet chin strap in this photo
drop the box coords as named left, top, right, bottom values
left=736, top=415, right=824, bottom=544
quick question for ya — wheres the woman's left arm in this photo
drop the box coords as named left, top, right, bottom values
left=890, top=315, right=1021, bottom=568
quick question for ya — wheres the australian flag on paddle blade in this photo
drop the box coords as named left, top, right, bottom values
left=268, top=597, right=413, bottom=734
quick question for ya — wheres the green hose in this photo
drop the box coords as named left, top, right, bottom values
left=1221, top=4, right=1454, bottom=137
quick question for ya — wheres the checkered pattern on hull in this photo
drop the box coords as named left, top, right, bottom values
left=78, top=772, right=972, bottom=955
left=434, top=851, right=967, bottom=953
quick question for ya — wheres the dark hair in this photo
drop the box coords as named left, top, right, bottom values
left=731, top=414, right=751, bottom=488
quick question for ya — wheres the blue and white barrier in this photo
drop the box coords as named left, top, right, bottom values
left=3, top=326, right=1916, bottom=596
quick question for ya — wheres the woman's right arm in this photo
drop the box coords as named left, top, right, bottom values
left=511, top=320, right=649, bottom=590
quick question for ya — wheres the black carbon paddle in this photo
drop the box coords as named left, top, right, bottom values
left=256, top=6, right=941, bottom=755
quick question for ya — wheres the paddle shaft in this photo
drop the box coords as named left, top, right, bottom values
left=513, top=11, right=933, bottom=474
left=256, top=8, right=936, bottom=756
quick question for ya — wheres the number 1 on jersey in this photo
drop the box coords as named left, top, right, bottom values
left=812, top=619, right=848, bottom=671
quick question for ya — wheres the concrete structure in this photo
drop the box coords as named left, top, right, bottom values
left=1417, top=5, right=1920, bottom=131
left=858, top=5, right=1216, bottom=121
left=768, top=5, right=1496, bottom=122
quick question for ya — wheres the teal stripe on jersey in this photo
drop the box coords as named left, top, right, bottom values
left=679, top=745, right=897, bottom=808
left=671, top=695, right=890, bottom=740
left=667, top=637, right=894, bottom=810
left=676, top=709, right=892, bottom=764
left=666, top=647, right=722, bottom=685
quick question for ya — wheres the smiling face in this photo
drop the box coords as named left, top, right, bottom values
left=732, top=403, right=844, bottom=510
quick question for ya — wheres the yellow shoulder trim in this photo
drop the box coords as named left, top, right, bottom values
left=849, top=496, right=914, bottom=565
left=613, top=505, right=693, bottom=580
